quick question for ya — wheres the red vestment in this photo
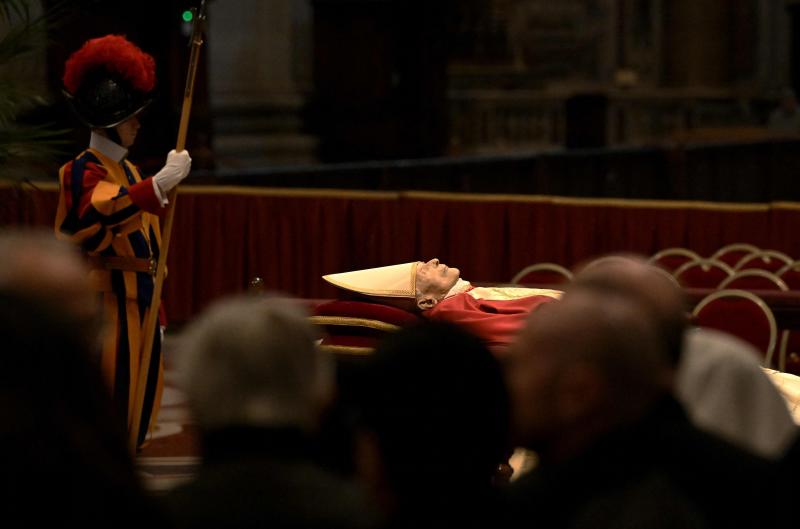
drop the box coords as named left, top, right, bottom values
left=423, top=290, right=556, bottom=348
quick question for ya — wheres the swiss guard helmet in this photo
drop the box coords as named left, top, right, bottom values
left=62, top=35, right=156, bottom=129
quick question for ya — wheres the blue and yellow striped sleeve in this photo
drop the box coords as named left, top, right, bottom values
left=55, top=153, right=161, bottom=253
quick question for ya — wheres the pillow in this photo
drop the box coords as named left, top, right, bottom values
left=311, top=300, right=421, bottom=354
left=313, top=300, right=421, bottom=326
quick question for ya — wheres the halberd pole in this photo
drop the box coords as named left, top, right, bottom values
left=129, top=0, right=207, bottom=451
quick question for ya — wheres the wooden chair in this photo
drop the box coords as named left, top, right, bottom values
left=692, top=289, right=778, bottom=368
left=734, top=250, right=793, bottom=273
left=648, top=248, right=702, bottom=274
left=711, top=243, right=760, bottom=269
left=674, top=259, right=734, bottom=289
left=719, top=269, right=789, bottom=291
left=511, top=263, right=573, bottom=285
left=777, top=261, right=800, bottom=290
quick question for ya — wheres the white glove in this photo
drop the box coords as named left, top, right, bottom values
left=153, top=149, right=192, bottom=195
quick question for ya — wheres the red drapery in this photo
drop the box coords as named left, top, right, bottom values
left=3, top=184, right=799, bottom=323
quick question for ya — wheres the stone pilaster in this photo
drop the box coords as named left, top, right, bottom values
left=208, top=0, right=317, bottom=168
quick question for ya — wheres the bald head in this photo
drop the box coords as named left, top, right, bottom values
left=0, top=229, right=95, bottom=330
left=572, top=254, right=688, bottom=367
left=506, top=288, right=669, bottom=460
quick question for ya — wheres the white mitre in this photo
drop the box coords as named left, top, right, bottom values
left=323, top=262, right=472, bottom=311
left=323, top=262, right=421, bottom=310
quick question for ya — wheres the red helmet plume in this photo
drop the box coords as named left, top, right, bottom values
left=62, top=35, right=157, bottom=129
left=63, top=34, right=155, bottom=95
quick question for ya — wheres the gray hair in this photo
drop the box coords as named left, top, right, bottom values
left=176, top=295, right=332, bottom=431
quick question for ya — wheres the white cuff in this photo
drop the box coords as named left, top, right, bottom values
left=152, top=178, right=169, bottom=206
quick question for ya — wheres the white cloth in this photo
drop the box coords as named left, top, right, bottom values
left=762, top=368, right=800, bottom=425
left=676, top=327, right=798, bottom=459
left=466, top=286, right=562, bottom=301
left=444, top=279, right=472, bottom=298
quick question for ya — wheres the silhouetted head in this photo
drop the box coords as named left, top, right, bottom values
left=0, top=290, right=156, bottom=524
left=572, top=253, right=688, bottom=369
left=177, top=295, right=332, bottom=432
left=0, top=229, right=99, bottom=348
left=506, top=288, right=669, bottom=463
left=357, top=321, right=510, bottom=510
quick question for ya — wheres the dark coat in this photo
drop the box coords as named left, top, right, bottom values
left=502, top=397, right=782, bottom=529
left=164, top=426, right=378, bottom=529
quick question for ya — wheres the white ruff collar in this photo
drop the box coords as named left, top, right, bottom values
left=90, top=131, right=128, bottom=163
left=445, top=278, right=471, bottom=299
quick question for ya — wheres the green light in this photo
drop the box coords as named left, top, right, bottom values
left=182, top=10, right=193, bottom=22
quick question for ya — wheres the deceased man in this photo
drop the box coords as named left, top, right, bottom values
left=322, top=259, right=561, bottom=348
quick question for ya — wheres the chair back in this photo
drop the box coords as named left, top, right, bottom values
left=674, top=259, right=734, bottom=289
left=648, top=247, right=702, bottom=273
left=778, top=261, right=800, bottom=290
left=511, top=263, right=573, bottom=285
left=711, top=243, right=760, bottom=268
left=719, top=269, right=789, bottom=291
left=692, top=289, right=778, bottom=367
left=735, top=250, right=793, bottom=273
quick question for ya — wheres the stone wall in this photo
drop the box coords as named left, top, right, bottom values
left=448, top=0, right=794, bottom=154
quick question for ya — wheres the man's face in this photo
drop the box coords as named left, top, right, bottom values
left=115, top=116, right=140, bottom=148
left=416, top=258, right=460, bottom=295
left=414, top=259, right=461, bottom=310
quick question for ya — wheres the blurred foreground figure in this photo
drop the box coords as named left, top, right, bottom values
left=0, top=229, right=97, bottom=339
left=56, top=35, right=192, bottom=447
left=0, top=289, right=163, bottom=527
left=355, top=321, right=511, bottom=529
left=573, top=255, right=797, bottom=458
left=503, top=287, right=780, bottom=529
left=0, top=230, right=161, bottom=526
left=167, top=296, right=376, bottom=529
left=679, top=328, right=798, bottom=457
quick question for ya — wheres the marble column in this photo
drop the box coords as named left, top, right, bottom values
left=207, top=0, right=317, bottom=167
left=787, top=0, right=800, bottom=95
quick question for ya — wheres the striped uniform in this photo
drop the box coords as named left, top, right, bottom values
left=55, top=147, right=164, bottom=447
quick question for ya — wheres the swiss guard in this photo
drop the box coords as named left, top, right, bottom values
left=55, top=35, right=191, bottom=447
